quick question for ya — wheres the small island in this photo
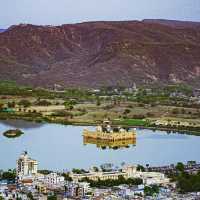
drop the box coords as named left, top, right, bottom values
left=3, top=129, right=24, bottom=138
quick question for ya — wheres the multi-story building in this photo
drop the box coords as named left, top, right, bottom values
left=16, top=151, right=38, bottom=179
left=70, top=166, right=137, bottom=182
left=70, top=165, right=169, bottom=186
left=71, top=170, right=128, bottom=182
left=123, top=165, right=170, bottom=186
left=44, top=173, right=65, bottom=187
left=65, top=183, right=85, bottom=199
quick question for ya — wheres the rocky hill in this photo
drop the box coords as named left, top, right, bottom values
left=143, top=19, right=200, bottom=28
left=0, top=20, right=200, bottom=88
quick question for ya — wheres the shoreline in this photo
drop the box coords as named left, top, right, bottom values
left=1, top=114, right=200, bottom=136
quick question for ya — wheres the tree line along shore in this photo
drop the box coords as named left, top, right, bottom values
left=1, top=81, right=200, bottom=135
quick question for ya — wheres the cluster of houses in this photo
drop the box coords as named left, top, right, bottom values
left=153, top=119, right=199, bottom=128
left=1, top=152, right=200, bottom=199
left=70, top=165, right=170, bottom=186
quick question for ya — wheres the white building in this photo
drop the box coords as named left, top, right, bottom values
left=16, top=151, right=38, bottom=179
left=44, top=173, right=65, bottom=187
left=142, top=172, right=170, bottom=185
left=122, top=165, right=137, bottom=177
left=71, top=170, right=128, bottom=182
left=122, top=165, right=169, bottom=185
left=70, top=164, right=169, bottom=186
left=78, top=182, right=91, bottom=193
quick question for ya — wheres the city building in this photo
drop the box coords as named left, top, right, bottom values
left=122, top=165, right=137, bottom=177
left=16, top=151, right=38, bottom=179
left=123, top=165, right=170, bottom=186
left=70, top=165, right=170, bottom=187
left=44, top=173, right=65, bottom=187
left=70, top=165, right=137, bottom=182
left=65, top=182, right=86, bottom=199
left=136, top=172, right=170, bottom=185
left=35, top=182, right=47, bottom=194
left=71, top=170, right=129, bottom=182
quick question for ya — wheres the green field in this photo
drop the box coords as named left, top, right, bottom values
left=113, top=119, right=148, bottom=126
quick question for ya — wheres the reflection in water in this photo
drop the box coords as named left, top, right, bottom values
left=1, top=120, right=200, bottom=170
left=0, top=120, right=44, bottom=130
left=83, top=136, right=136, bottom=150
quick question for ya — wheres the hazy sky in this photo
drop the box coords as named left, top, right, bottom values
left=1, top=0, right=200, bottom=28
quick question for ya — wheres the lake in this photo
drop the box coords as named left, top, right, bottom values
left=0, top=120, right=200, bottom=171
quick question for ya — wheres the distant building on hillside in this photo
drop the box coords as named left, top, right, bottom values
left=16, top=151, right=38, bottom=179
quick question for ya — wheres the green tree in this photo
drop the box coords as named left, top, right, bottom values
left=172, top=108, right=179, bottom=115
left=47, top=195, right=57, bottom=200
left=72, top=168, right=85, bottom=174
left=27, top=192, right=34, bottom=200
left=7, top=101, right=16, bottom=108
left=96, top=98, right=101, bottom=106
left=64, top=100, right=75, bottom=110
left=93, top=166, right=99, bottom=172
left=62, top=173, right=72, bottom=181
left=36, top=100, right=51, bottom=106
left=176, top=162, right=184, bottom=172
left=38, top=170, right=52, bottom=175
left=144, top=185, right=159, bottom=196
left=81, top=176, right=142, bottom=187
left=137, top=165, right=145, bottom=172
left=19, top=99, right=31, bottom=108
left=2, top=170, right=16, bottom=180
left=51, top=110, right=72, bottom=117
left=176, top=171, right=200, bottom=193
left=123, top=109, right=131, bottom=115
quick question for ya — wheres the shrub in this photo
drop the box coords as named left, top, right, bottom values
left=35, top=100, right=52, bottom=106
left=51, top=110, right=73, bottom=118
left=124, top=109, right=131, bottom=115
left=7, top=101, right=16, bottom=108
left=19, top=99, right=31, bottom=107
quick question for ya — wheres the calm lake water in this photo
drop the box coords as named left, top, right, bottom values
left=0, top=120, right=200, bottom=171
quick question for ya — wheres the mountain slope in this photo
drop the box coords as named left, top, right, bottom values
left=143, top=19, right=200, bottom=28
left=0, top=20, right=200, bottom=88
left=0, top=29, right=5, bottom=33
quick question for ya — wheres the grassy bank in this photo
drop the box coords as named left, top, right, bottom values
left=113, top=119, right=148, bottom=126
left=1, top=84, right=200, bottom=137
left=1, top=112, right=200, bottom=136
